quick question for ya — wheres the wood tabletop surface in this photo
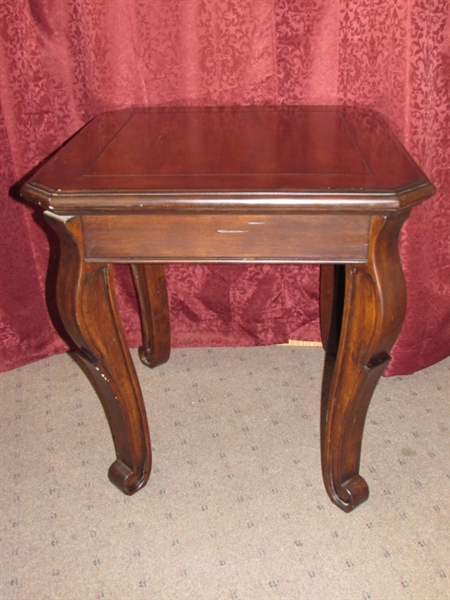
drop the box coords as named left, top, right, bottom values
left=22, top=106, right=433, bottom=215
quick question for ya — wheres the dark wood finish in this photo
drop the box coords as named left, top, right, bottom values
left=131, top=264, right=171, bottom=368
left=21, top=106, right=435, bottom=511
left=81, top=213, right=370, bottom=263
left=320, top=211, right=409, bottom=511
left=42, top=214, right=151, bottom=494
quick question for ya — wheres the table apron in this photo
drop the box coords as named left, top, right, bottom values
left=80, top=213, right=370, bottom=263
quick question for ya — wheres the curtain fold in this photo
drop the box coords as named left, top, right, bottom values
left=1, top=0, right=449, bottom=374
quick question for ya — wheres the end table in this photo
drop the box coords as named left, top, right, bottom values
left=20, top=106, right=434, bottom=511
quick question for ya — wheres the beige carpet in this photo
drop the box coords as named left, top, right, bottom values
left=1, top=346, right=449, bottom=600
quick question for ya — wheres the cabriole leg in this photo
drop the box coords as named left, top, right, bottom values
left=131, top=264, right=171, bottom=368
left=44, top=213, right=151, bottom=495
left=320, top=212, right=409, bottom=511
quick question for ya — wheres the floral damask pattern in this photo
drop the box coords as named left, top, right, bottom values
left=276, top=0, right=327, bottom=101
left=276, top=0, right=341, bottom=104
left=338, top=0, right=409, bottom=123
left=391, top=0, right=450, bottom=374
left=333, top=0, right=450, bottom=374
left=1, top=0, right=448, bottom=374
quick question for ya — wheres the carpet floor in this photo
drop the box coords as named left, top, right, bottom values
left=1, top=346, right=449, bottom=599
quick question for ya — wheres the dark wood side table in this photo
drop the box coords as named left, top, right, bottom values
left=20, top=106, right=434, bottom=512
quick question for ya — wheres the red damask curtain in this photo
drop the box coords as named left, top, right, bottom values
left=1, top=0, right=449, bottom=374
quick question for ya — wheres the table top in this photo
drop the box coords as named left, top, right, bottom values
left=21, top=105, right=434, bottom=215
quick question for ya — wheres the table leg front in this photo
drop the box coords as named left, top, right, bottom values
left=44, top=214, right=152, bottom=495
left=320, top=212, right=409, bottom=511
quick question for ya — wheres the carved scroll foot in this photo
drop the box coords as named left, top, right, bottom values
left=131, top=264, right=171, bottom=368
left=44, top=214, right=151, bottom=495
left=320, top=212, right=409, bottom=511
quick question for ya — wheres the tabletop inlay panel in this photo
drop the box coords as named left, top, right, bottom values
left=84, top=108, right=370, bottom=178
